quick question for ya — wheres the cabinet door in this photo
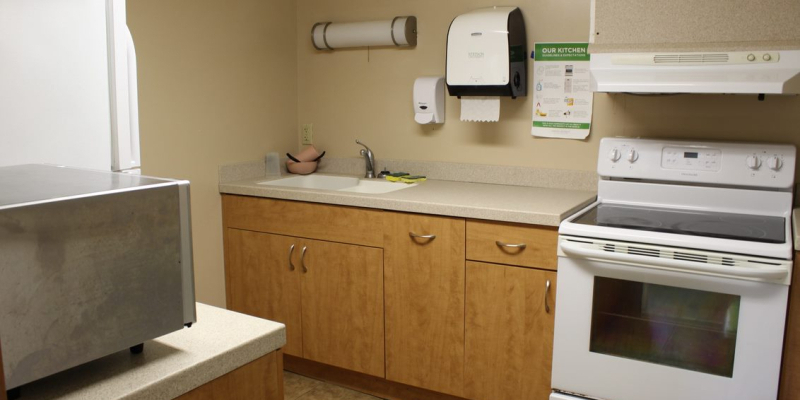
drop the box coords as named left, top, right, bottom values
left=226, top=229, right=303, bottom=356
left=299, top=239, right=384, bottom=377
left=384, top=212, right=465, bottom=396
left=464, top=261, right=556, bottom=400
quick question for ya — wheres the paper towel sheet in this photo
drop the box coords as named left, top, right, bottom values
left=460, top=97, right=500, bottom=122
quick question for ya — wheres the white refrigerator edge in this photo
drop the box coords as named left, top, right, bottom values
left=0, top=0, right=141, bottom=173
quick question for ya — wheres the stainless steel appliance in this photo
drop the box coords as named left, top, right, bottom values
left=551, top=138, right=796, bottom=400
left=0, top=164, right=195, bottom=390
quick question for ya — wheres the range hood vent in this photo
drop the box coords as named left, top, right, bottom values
left=590, top=49, right=800, bottom=94
left=653, top=53, right=729, bottom=64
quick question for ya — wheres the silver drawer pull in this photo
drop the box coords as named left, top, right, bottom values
left=545, top=279, right=551, bottom=313
left=496, top=241, right=527, bottom=249
left=409, top=232, right=436, bottom=240
left=301, top=246, right=308, bottom=273
left=288, top=244, right=296, bottom=271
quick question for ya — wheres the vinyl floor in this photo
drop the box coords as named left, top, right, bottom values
left=284, top=371, right=385, bottom=400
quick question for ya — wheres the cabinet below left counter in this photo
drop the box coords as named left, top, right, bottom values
left=12, top=303, right=286, bottom=400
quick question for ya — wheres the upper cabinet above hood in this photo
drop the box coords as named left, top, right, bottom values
left=588, top=0, right=800, bottom=94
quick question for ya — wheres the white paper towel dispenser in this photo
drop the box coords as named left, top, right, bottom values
left=446, top=7, right=527, bottom=99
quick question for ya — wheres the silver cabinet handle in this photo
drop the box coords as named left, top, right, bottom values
left=288, top=244, right=296, bottom=271
left=409, top=232, right=436, bottom=240
left=301, top=246, right=308, bottom=273
left=545, top=279, right=551, bottom=313
left=496, top=241, right=527, bottom=249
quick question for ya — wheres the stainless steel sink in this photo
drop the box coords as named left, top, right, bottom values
left=258, top=175, right=416, bottom=194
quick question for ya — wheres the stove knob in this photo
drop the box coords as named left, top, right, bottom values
left=627, top=149, right=639, bottom=163
left=609, top=149, right=621, bottom=162
left=746, top=155, right=762, bottom=170
left=767, top=156, right=783, bottom=171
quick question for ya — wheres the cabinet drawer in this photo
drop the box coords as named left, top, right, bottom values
left=222, top=195, right=384, bottom=247
left=466, top=220, right=557, bottom=270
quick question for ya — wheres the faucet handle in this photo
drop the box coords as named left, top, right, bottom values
left=355, top=139, right=372, bottom=152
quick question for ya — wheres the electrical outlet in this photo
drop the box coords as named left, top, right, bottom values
left=302, top=124, right=313, bottom=145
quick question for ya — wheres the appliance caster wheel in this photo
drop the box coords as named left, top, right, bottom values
left=184, top=322, right=193, bottom=328
left=7, top=387, right=20, bottom=400
left=130, top=343, right=144, bottom=354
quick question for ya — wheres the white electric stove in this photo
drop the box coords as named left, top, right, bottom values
left=551, top=138, right=796, bottom=400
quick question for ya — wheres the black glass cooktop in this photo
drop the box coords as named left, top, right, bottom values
left=572, top=203, right=786, bottom=244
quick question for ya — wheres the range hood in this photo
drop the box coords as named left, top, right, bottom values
left=587, top=0, right=800, bottom=95
left=590, top=49, right=800, bottom=94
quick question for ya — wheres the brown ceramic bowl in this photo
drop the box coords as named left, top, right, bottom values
left=286, top=160, right=318, bottom=175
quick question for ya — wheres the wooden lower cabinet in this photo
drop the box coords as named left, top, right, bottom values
left=177, top=350, right=283, bottom=400
left=384, top=212, right=466, bottom=397
left=225, top=228, right=384, bottom=377
left=227, top=229, right=303, bottom=356
left=464, top=261, right=556, bottom=400
left=300, top=238, right=384, bottom=377
left=223, top=197, right=564, bottom=399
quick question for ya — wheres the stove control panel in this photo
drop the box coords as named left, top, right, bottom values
left=598, top=138, right=796, bottom=189
left=662, top=147, right=721, bottom=172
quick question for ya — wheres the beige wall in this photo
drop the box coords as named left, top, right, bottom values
left=296, top=0, right=800, bottom=176
left=128, top=0, right=800, bottom=307
left=128, top=0, right=297, bottom=307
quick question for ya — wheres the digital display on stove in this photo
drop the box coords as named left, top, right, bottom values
left=661, top=147, right=721, bottom=172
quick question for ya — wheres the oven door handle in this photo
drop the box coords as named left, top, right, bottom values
left=560, top=240, right=789, bottom=280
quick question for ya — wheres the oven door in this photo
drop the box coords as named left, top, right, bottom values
left=551, top=237, right=789, bottom=400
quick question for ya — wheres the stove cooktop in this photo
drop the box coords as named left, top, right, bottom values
left=571, top=203, right=786, bottom=244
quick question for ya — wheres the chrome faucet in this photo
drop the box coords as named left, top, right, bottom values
left=355, top=139, right=375, bottom=179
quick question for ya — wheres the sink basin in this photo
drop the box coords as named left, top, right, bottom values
left=258, top=175, right=416, bottom=194
left=338, top=179, right=416, bottom=194
left=258, top=175, right=359, bottom=190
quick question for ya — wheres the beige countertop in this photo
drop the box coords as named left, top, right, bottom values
left=17, top=303, right=286, bottom=400
left=220, top=173, right=597, bottom=226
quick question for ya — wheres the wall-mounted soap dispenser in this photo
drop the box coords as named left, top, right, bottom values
left=446, top=7, right=527, bottom=99
left=413, top=77, right=445, bottom=124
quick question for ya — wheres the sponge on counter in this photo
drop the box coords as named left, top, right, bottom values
left=385, top=173, right=426, bottom=184
left=399, top=175, right=426, bottom=183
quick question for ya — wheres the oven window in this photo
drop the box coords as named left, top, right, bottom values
left=590, top=277, right=740, bottom=377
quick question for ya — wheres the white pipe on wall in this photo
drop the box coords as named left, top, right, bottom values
left=312, top=16, right=417, bottom=50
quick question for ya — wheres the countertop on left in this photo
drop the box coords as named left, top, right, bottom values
left=16, top=303, right=286, bottom=400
